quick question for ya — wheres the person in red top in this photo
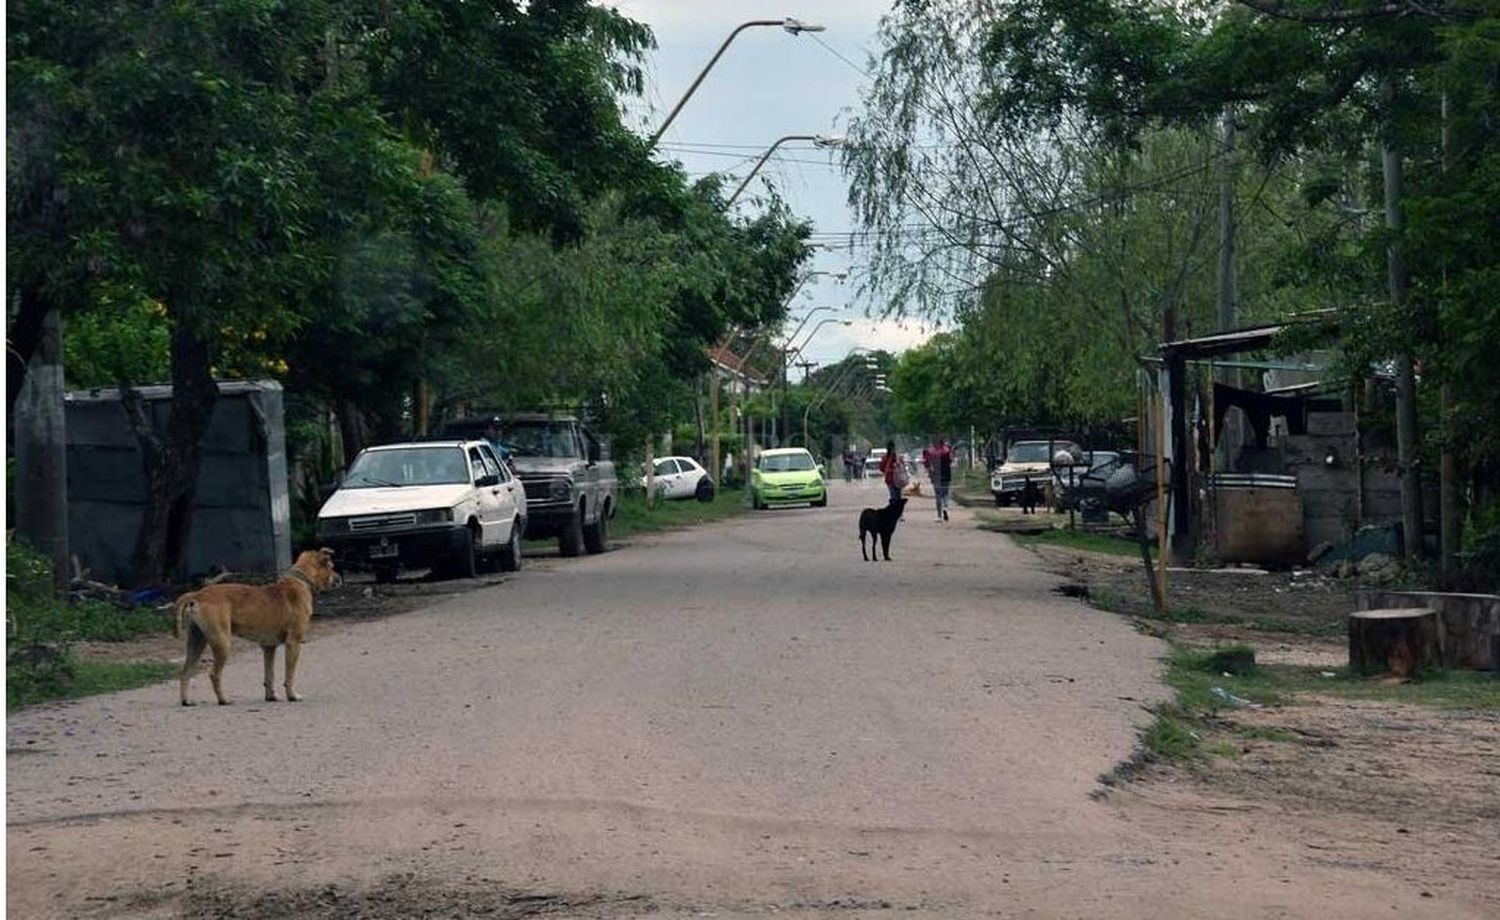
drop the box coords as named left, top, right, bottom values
left=922, top=435, right=954, bottom=521
left=879, top=438, right=906, bottom=504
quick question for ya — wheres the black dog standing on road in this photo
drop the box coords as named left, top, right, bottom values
left=859, top=497, right=909, bottom=562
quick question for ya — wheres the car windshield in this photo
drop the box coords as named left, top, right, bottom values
left=761, top=453, right=815, bottom=473
left=345, top=447, right=468, bottom=488
left=1006, top=443, right=1054, bottom=463
left=503, top=421, right=580, bottom=458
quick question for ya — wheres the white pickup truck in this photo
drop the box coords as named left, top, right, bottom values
left=990, top=439, right=1079, bottom=506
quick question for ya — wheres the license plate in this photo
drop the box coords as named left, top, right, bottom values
left=368, top=541, right=398, bottom=559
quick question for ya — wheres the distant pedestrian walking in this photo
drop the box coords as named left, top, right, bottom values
left=879, top=439, right=907, bottom=504
left=922, top=435, right=953, bottom=521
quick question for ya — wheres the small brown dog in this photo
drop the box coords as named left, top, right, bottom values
left=173, top=548, right=338, bottom=706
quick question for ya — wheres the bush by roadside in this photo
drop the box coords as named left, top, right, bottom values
left=6, top=535, right=174, bottom=709
left=610, top=488, right=746, bottom=540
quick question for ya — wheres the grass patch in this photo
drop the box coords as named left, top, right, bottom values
left=9, top=660, right=177, bottom=710
left=1140, top=641, right=1500, bottom=764
left=57, top=600, right=173, bottom=642
left=609, top=489, right=747, bottom=540
left=1088, top=586, right=1133, bottom=615
left=950, top=469, right=993, bottom=506
left=524, top=489, right=749, bottom=551
left=1143, top=708, right=1202, bottom=760
left=1238, top=725, right=1299, bottom=743
left=1013, top=527, right=1155, bottom=558
left=8, top=535, right=177, bottom=709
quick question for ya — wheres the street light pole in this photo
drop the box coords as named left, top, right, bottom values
left=803, top=347, right=874, bottom=449
left=727, top=134, right=845, bottom=206
left=781, top=317, right=849, bottom=447
left=648, top=18, right=825, bottom=148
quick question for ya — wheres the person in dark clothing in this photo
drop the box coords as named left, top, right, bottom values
left=922, top=435, right=954, bottom=521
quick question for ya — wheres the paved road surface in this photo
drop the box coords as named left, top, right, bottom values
left=7, top=481, right=1476, bottom=917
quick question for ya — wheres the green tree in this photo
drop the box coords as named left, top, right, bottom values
left=7, top=0, right=666, bottom=582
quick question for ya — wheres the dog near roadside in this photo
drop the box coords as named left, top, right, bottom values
left=172, top=548, right=339, bottom=706
left=858, top=497, right=909, bottom=562
left=1020, top=476, right=1042, bottom=515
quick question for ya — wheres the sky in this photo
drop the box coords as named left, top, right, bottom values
left=609, top=1, right=938, bottom=378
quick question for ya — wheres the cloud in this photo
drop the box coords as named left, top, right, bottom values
left=801, top=316, right=938, bottom=369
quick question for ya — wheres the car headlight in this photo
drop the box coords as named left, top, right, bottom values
left=549, top=478, right=572, bottom=499
left=414, top=508, right=453, bottom=525
left=317, top=516, right=347, bottom=535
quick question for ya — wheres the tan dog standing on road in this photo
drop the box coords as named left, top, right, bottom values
left=173, top=548, right=338, bottom=706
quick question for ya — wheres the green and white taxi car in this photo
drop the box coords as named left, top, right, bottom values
left=750, top=448, right=827, bottom=510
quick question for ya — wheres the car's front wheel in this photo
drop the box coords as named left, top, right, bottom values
left=498, top=518, right=523, bottom=572
left=559, top=506, right=585, bottom=557
left=583, top=504, right=608, bottom=554
left=812, top=492, right=827, bottom=508
left=446, top=525, right=479, bottom=580
left=695, top=476, right=715, bottom=503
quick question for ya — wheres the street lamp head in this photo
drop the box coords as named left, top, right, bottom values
left=783, top=18, right=825, bottom=34
left=839, top=319, right=853, bottom=326
left=813, top=134, right=847, bottom=148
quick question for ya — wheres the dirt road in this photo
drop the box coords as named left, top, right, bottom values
left=7, top=481, right=1483, bottom=917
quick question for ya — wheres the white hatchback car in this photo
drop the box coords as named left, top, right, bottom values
left=641, top=455, right=714, bottom=502
left=317, top=440, right=527, bottom=581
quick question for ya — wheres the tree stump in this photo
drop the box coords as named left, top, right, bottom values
left=1348, top=608, right=1439, bottom=678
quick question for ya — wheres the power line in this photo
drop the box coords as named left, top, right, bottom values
left=809, top=34, right=872, bottom=80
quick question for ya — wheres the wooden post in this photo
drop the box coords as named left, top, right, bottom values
left=1154, top=371, right=1169, bottom=611
left=1167, top=355, right=1192, bottom=564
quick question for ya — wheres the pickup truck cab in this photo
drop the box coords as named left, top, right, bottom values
left=317, top=440, right=527, bottom=581
left=990, top=439, right=1080, bottom=506
left=500, top=413, right=617, bottom=556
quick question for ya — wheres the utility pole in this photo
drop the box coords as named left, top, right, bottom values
left=1382, top=75, right=1424, bottom=559
left=710, top=374, right=721, bottom=488
left=1439, top=92, right=1458, bottom=575
left=1217, top=108, right=1238, bottom=335
left=15, top=308, right=71, bottom=593
left=1214, top=106, right=1240, bottom=558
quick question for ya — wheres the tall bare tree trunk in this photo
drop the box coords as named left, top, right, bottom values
left=14, top=307, right=70, bottom=594
left=121, top=324, right=219, bottom=586
left=335, top=400, right=369, bottom=467
left=1382, top=77, right=1424, bottom=559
